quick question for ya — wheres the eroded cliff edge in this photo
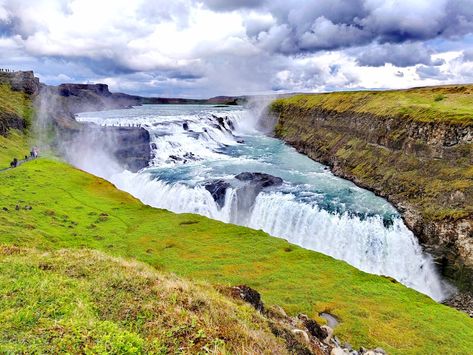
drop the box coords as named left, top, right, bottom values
left=39, top=83, right=151, bottom=172
left=270, top=86, right=473, bottom=292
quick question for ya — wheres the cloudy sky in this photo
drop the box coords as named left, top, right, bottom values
left=1, top=0, right=473, bottom=98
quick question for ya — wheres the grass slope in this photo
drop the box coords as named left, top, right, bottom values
left=1, top=158, right=473, bottom=354
left=281, top=85, right=473, bottom=124
left=0, top=246, right=287, bottom=354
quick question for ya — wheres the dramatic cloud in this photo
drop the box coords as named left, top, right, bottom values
left=201, top=0, right=264, bottom=12
left=356, top=43, right=445, bottom=67
left=0, top=0, right=472, bottom=97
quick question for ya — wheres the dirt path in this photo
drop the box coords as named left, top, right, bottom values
left=0, top=157, right=36, bottom=173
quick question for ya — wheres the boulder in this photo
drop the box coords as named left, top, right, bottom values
left=204, top=180, right=231, bottom=208
left=298, top=314, right=328, bottom=340
left=204, top=172, right=283, bottom=210
left=235, top=172, right=283, bottom=188
left=228, top=285, right=264, bottom=312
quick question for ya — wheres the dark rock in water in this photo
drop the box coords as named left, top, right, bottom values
left=216, top=115, right=225, bottom=127
left=229, top=285, right=264, bottom=312
left=235, top=172, right=283, bottom=188
left=169, top=155, right=183, bottom=162
left=183, top=152, right=197, bottom=160
left=210, top=123, right=223, bottom=131
left=205, top=172, right=283, bottom=213
left=233, top=172, right=283, bottom=221
left=183, top=122, right=189, bottom=131
left=237, top=139, right=245, bottom=144
left=204, top=180, right=231, bottom=208
left=212, top=114, right=235, bottom=132
left=226, top=117, right=235, bottom=131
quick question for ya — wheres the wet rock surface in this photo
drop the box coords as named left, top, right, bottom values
left=204, top=172, right=283, bottom=209
left=235, top=172, right=284, bottom=188
left=204, top=180, right=231, bottom=208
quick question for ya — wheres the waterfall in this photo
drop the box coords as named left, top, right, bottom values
left=77, top=104, right=451, bottom=301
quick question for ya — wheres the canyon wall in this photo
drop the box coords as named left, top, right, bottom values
left=270, top=87, right=473, bottom=292
left=39, top=83, right=151, bottom=172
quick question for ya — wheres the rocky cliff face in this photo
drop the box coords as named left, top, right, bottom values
left=39, top=83, right=151, bottom=172
left=270, top=97, right=473, bottom=292
left=0, top=71, right=38, bottom=136
left=0, top=70, right=41, bottom=96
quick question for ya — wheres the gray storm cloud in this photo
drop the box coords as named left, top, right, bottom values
left=0, top=0, right=472, bottom=96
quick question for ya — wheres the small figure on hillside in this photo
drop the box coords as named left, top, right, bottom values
left=10, top=158, right=18, bottom=168
left=24, top=155, right=28, bottom=161
left=31, top=147, right=39, bottom=158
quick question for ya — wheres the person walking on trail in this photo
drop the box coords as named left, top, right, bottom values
left=10, top=158, right=18, bottom=168
left=30, top=147, right=39, bottom=158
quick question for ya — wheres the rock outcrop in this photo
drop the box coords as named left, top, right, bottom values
left=222, top=284, right=386, bottom=355
left=38, top=83, right=151, bottom=172
left=204, top=180, right=231, bottom=208
left=0, top=70, right=41, bottom=96
left=204, top=172, right=283, bottom=209
left=0, top=71, right=38, bottom=136
left=270, top=90, right=473, bottom=292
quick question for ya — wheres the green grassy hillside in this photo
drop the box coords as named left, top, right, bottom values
left=0, top=247, right=288, bottom=354
left=1, top=158, right=473, bottom=354
left=279, top=85, right=473, bottom=124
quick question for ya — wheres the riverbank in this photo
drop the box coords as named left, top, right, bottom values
left=270, top=86, right=473, bottom=293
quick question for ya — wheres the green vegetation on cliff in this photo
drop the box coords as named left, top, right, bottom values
left=275, top=85, right=473, bottom=124
left=1, top=158, right=473, bottom=354
left=0, top=84, right=33, bottom=165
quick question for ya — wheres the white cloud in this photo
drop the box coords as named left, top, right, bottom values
left=0, top=0, right=472, bottom=96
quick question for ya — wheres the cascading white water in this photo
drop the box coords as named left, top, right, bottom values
left=76, top=104, right=451, bottom=301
